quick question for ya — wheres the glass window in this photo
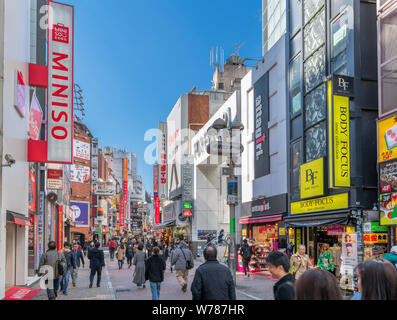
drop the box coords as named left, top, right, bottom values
left=304, top=0, right=324, bottom=24
left=305, top=83, right=326, bottom=128
left=304, top=45, right=326, bottom=93
left=331, top=0, right=353, bottom=19
left=290, top=55, right=302, bottom=115
left=304, top=9, right=325, bottom=59
left=290, top=0, right=302, bottom=35
left=332, top=9, right=354, bottom=76
left=381, top=58, right=397, bottom=115
left=380, top=6, right=397, bottom=64
left=291, top=141, right=303, bottom=197
left=290, top=31, right=302, bottom=58
left=291, top=115, right=303, bottom=141
left=305, top=121, right=326, bottom=162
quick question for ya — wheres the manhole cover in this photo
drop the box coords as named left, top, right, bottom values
left=115, top=288, right=131, bottom=293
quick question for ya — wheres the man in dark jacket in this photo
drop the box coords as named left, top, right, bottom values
left=88, top=242, right=105, bottom=288
left=126, top=243, right=134, bottom=268
left=266, top=251, right=295, bottom=300
left=59, top=243, right=76, bottom=295
left=71, top=243, right=85, bottom=287
left=191, top=246, right=236, bottom=300
left=240, top=239, right=253, bottom=278
left=38, top=241, right=66, bottom=300
left=145, top=246, right=166, bottom=300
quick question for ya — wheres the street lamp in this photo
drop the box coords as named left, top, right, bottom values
left=207, top=117, right=244, bottom=285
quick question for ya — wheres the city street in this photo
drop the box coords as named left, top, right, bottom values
left=33, top=249, right=275, bottom=300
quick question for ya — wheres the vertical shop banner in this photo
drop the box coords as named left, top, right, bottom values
left=58, top=206, right=63, bottom=251
left=158, top=122, right=168, bottom=200
left=70, top=201, right=89, bottom=227
left=29, top=91, right=43, bottom=140
left=254, top=73, right=270, bottom=179
left=340, top=232, right=358, bottom=291
left=36, top=192, right=45, bottom=269
left=153, top=165, right=159, bottom=194
left=28, top=167, right=36, bottom=212
left=47, top=1, right=74, bottom=163
left=182, top=156, right=194, bottom=217
left=154, top=194, right=160, bottom=224
left=14, top=70, right=27, bottom=117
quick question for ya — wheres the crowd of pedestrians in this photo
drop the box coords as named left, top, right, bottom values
left=37, top=234, right=397, bottom=301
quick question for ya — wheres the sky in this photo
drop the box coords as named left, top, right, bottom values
left=63, top=0, right=262, bottom=194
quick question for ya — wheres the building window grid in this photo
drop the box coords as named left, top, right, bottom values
left=263, top=0, right=287, bottom=53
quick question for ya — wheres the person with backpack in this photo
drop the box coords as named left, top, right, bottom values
left=266, top=251, right=295, bottom=300
left=239, top=239, right=253, bottom=278
left=88, top=242, right=105, bottom=288
left=126, top=243, right=134, bottom=268
left=58, top=243, right=76, bottom=296
left=171, top=237, right=194, bottom=293
left=38, top=241, right=66, bottom=300
left=108, top=239, right=117, bottom=260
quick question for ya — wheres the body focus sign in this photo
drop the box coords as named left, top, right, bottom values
left=47, top=1, right=74, bottom=163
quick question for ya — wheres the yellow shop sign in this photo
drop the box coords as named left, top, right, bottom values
left=300, top=158, right=325, bottom=199
left=291, top=193, right=349, bottom=215
left=378, top=115, right=397, bottom=163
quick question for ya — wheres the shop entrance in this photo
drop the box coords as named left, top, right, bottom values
left=5, top=222, right=17, bottom=290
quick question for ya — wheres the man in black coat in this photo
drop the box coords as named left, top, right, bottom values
left=145, top=247, right=166, bottom=300
left=87, top=242, right=105, bottom=288
left=266, top=251, right=295, bottom=300
left=191, top=246, right=236, bottom=300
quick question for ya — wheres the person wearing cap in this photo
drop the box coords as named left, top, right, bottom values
left=383, top=246, right=397, bottom=271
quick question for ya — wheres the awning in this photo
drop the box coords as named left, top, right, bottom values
left=7, top=211, right=32, bottom=227
left=153, top=219, right=176, bottom=230
left=239, top=214, right=283, bottom=225
left=284, top=212, right=351, bottom=227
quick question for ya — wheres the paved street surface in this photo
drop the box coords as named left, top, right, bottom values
left=33, top=249, right=275, bottom=300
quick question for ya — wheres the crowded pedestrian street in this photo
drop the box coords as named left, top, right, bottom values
left=32, top=248, right=274, bottom=301
left=1, top=1, right=397, bottom=312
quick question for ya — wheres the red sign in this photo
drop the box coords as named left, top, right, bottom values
left=183, top=210, right=192, bottom=217
left=4, top=287, right=41, bottom=300
left=47, top=1, right=74, bottom=163
left=47, top=169, right=63, bottom=179
left=58, top=205, right=63, bottom=251
left=381, top=185, right=392, bottom=193
left=154, top=194, right=160, bottom=224
left=120, top=200, right=125, bottom=226
left=28, top=169, right=36, bottom=212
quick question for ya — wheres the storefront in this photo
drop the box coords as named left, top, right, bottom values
left=239, top=194, right=288, bottom=273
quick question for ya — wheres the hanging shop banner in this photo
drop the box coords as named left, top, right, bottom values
left=379, top=193, right=397, bottom=226
left=47, top=168, right=63, bottom=189
left=158, top=122, right=168, bottom=200
left=92, top=169, right=98, bottom=182
left=58, top=206, right=63, bottom=251
left=73, top=140, right=90, bottom=160
left=340, top=232, right=358, bottom=291
left=70, top=165, right=90, bottom=183
left=254, top=72, right=270, bottom=179
left=47, top=1, right=74, bottom=163
left=28, top=167, right=36, bottom=212
left=379, top=159, right=397, bottom=193
left=300, top=157, right=325, bottom=199
left=291, top=192, right=348, bottom=215
left=70, top=201, right=89, bottom=227
left=154, top=194, right=160, bottom=224
left=182, top=156, right=194, bottom=216
left=29, top=91, right=43, bottom=140
left=363, top=233, right=388, bottom=244
left=328, top=81, right=351, bottom=188
left=153, top=165, right=159, bottom=194
left=227, top=177, right=238, bottom=205
left=36, top=192, right=45, bottom=269
left=378, top=115, right=397, bottom=163
left=363, top=221, right=388, bottom=233
left=14, top=70, right=27, bottom=117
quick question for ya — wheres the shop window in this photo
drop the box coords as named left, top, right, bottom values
left=304, top=45, right=326, bottom=93
left=303, top=0, right=324, bottom=24
left=304, top=8, right=325, bottom=59
left=331, top=9, right=354, bottom=77
left=291, top=141, right=303, bottom=197
left=380, top=56, right=397, bottom=116
left=290, top=55, right=302, bottom=115
left=305, top=83, right=326, bottom=128
left=305, top=121, right=326, bottom=162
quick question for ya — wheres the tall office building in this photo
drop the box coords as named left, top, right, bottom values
left=262, top=0, right=287, bottom=55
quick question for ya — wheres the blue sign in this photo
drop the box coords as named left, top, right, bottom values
left=70, top=201, right=89, bottom=227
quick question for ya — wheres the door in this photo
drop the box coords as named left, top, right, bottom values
left=5, top=222, right=17, bottom=289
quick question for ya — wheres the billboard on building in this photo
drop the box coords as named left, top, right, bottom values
left=70, top=201, right=89, bottom=227
left=70, top=165, right=90, bottom=183
left=73, top=139, right=90, bottom=160
left=47, top=1, right=74, bottom=163
left=153, top=165, right=158, bottom=194
left=254, top=73, right=270, bottom=179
